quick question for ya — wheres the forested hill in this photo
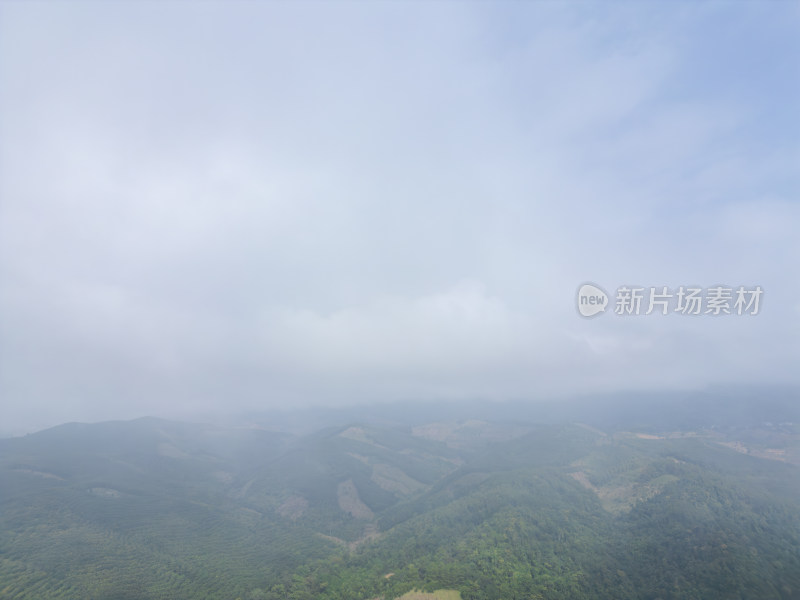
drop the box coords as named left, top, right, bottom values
left=1, top=397, right=799, bottom=600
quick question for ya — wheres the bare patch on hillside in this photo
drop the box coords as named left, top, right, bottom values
left=317, top=522, right=380, bottom=551
left=569, top=471, right=597, bottom=492
left=88, top=487, right=121, bottom=498
left=347, top=452, right=370, bottom=464
left=371, top=464, right=425, bottom=495
left=339, top=427, right=388, bottom=449
left=575, top=423, right=608, bottom=436
left=337, top=479, right=374, bottom=520
left=396, top=589, right=462, bottom=600
left=277, top=495, right=309, bottom=520
left=570, top=470, right=679, bottom=514
left=157, top=442, right=189, bottom=459
left=13, top=468, right=64, bottom=480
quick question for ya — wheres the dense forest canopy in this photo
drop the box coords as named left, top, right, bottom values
left=1, top=393, right=798, bottom=599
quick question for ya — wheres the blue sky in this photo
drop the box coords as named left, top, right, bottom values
left=1, top=1, right=798, bottom=433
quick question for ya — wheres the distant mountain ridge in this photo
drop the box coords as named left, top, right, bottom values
left=1, top=394, right=798, bottom=599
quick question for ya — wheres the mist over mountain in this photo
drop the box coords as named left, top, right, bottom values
left=2, top=392, right=798, bottom=600
left=2, top=1, right=799, bottom=435
left=1, top=1, right=798, bottom=598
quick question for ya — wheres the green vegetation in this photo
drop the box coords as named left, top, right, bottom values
left=1, top=409, right=799, bottom=599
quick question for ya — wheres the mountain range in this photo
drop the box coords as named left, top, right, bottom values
left=1, top=390, right=798, bottom=599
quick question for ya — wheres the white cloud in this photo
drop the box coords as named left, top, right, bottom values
left=1, top=1, right=798, bottom=431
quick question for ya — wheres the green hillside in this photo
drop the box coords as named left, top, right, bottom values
left=1, top=408, right=799, bottom=600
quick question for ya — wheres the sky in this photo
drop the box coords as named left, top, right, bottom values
left=1, top=1, right=798, bottom=434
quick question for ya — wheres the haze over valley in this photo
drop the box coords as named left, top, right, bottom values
left=1, top=2, right=798, bottom=598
